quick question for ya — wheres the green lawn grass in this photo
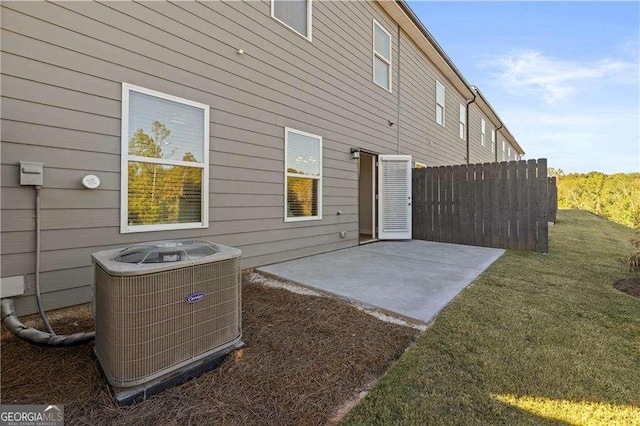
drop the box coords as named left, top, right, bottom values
left=344, top=210, right=640, bottom=425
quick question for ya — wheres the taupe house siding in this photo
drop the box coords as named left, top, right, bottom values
left=468, top=104, right=497, bottom=164
left=398, top=30, right=468, bottom=166
left=1, top=0, right=523, bottom=314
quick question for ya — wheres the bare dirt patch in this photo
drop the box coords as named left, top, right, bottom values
left=613, top=277, right=640, bottom=299
left=1, top=275, right=418, bottom=425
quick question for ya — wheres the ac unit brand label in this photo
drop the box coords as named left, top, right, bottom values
left=185, top=292, right=205, bottom=304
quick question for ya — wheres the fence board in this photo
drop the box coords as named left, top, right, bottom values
left=490, top=163, right=501, bottom=248
left=459, top=165, right=469, bottom=246
left=425, top=168, right=433, bottom=241
left=508, top=161, right=518, bottom=248
left=444, top=166, right=452, bottom=243
left=499, top=162, right=509, bottom=248
left=516, top=160, right=527, bottom=250
left=537, top=159, right=549, bottom=253
left=412, top=158, right=550, bottom=253
left=548, top=177, right=558, bottom=223
left=526, top=160, right=537, bottom=251
left=481, top=163, right=491, bottom=247
left=451, top=166, right=460, bottom=244
left=473, top=164, right=483, bottom=246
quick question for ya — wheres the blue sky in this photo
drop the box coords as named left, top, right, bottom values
left=407, top=1, right=640, bottom=174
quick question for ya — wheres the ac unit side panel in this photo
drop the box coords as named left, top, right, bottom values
left=94, top=256, right=242, bottom=387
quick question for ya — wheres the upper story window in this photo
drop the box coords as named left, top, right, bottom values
left=459, top=104, right=466, bottom=140
left=508, top=146, right=512, bottom=159
left=491, top=129, right=496, bottom=153
left=436, top=80, right=445, bottom=126
left=481, top=119, right=486, bottom=146
left=121, top=83, right=209, bottom=233
left=285, top=127, right=322, bottom=222
left=272, top=0, right=312, bottom=40
left=502, top=140, right=506, bottom=160
left=373, top=19, right=392, bottom=91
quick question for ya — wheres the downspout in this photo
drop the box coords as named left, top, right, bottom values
left=495, top=123, right=503, bottom=162
left=396, top=23, right=401, bottom=154
left=465, top=89, right=477, bottom=165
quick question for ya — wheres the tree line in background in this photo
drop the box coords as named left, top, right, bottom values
left=549, top=169, right=640, bottom=229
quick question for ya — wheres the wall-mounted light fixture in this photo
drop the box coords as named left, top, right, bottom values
left=350, top=147, right=360, bottom=160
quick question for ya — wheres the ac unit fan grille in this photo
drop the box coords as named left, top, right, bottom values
left=95, top=257, right=241, bottom=386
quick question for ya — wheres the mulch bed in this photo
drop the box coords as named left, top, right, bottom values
left=613, top=277, right=640, bottom=299
left=1, top=274, right=418, bottom=425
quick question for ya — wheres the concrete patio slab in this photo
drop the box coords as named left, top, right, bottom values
left=257, top=240, right=504, bottom=324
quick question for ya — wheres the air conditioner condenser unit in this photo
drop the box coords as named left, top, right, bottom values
left=92, top=240, right=242, bottom=396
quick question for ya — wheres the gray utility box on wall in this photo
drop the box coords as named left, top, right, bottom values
left=19, top=161, right=44, bottom=186
left=92, top=240, right=242, bottom=388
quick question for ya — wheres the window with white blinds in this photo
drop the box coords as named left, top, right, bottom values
left=459, top=104, right=466, bottom=140
left=285, top=128, right=322, bottom=221
left=121, top=83, right=209, bottom=233
left=481, top=119, right=486, bottom=146
left=272, top=0, right=311, bottom=40
left=373, top=19, right=392, bottom=91
left=436, top=80, right=445, bottom=126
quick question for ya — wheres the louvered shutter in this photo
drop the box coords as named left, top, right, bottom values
left=378, top=155, right=412, bottom=240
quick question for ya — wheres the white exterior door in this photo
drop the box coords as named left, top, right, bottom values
left=378, top=155, right=412, bottom=240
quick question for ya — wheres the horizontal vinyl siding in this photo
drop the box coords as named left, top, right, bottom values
left=398, top=30, right=467, bottom=166
left=0, top=0, right=400, bottom=314
left=1, top=1, right=517, bottom=315
left=468, top=104, right=496, bottom=164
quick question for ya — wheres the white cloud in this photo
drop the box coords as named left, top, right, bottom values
left=483, top=50, right=634, bottom=103
left=499, top=109, right=640, bottom=173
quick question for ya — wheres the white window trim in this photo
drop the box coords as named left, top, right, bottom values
left=435, top=80, right=445, bottom=127
left=284, top=127, right=323, bottom=222
left=372, top=19, right=392, bottom=92
left=120, top=83, right=210, bottom=234
left=271, top=0, right=313, bottom=42
left=481, top=119, right=486, bottom=146
left=459, top=103, right=466, bottom=140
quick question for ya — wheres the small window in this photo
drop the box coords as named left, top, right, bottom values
left=481, top=119, right=486, bottom=146
left=373, top=20, right=392, bottom=91
left=436, top=80, right=445, bottom=126
left=508, top=146, right=512, bottom=158
left=272, top=0, right=312, bottom=40
left=502, top=140, right=506, bottom=160
left=121, top=83, right=209, bottom=233
left=459, top=104, right=466, bottom=140
left=285, top=128, right=322, bottom=222
left=491, top=129, right=496, bottom=153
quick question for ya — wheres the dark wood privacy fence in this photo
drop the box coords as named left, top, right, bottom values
left=412, top=159, right=549, bottom=253
left=548, top=177, right=558, bottom=224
